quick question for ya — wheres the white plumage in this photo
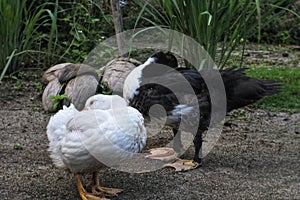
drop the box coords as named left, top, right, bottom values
left=123, top=57, right=155, bottom=102
left=46, top=94, right=146, bottom=200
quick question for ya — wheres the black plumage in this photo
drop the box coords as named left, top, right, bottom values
left=124, top=52, right=282, bottom=165
left=220, top=67, right=281, bottom=112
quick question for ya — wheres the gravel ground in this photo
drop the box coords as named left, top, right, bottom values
left=0, top=46, right=299, bottom=199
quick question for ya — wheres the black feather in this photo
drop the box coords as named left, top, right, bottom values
left=127, top=52, right=282, bottom=164
left=220, top=67, right=282, bottom=111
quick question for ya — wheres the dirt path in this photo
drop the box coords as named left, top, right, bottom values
left=0, top=47, right=299, bottom=199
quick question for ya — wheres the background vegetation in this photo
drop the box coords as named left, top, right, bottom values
left=0, top=0, right=299, bottom=112
left=133, top=0, right=299, bottom=69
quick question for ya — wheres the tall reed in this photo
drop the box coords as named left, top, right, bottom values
left=134, top=0, right=286, bottom=69
left=0, top=0, right=57, bottom=75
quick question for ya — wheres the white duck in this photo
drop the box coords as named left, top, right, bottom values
left=46, top=94, right=147, bottom=200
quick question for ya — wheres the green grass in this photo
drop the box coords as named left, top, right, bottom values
left=246, top=66, right=300, bottom=113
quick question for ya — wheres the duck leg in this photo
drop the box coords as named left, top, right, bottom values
left=163, top=133, right=202, bottom=171
left=172, top=128, right=184, bottom=155
left=74, top=173, right=106, bottom=200
left=91, top=171, right=123, bottom=197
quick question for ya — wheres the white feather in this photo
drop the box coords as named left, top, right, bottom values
left=47, top=104, right=79, bottom=168
left=123, top=57, right=155, bottom=102
left=46, top=95, right=146, bottom=173
left=85, top=94, right=126, bottom=110
left=171, top=104, right=193, bottom=117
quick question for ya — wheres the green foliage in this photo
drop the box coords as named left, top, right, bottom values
left=13, top=143, right=22, bottom=150
left=13, top=79, right=24, bottom=90
left=55, top=0, right=113, bottom=64
left=0, top=49, right=16, bottom=83
left=0, top=0, right=58, bottom=74
left=34, top=82, right=43, bottom=90
left=0, top=0, right=114, bottom=77
left=49, top=94, right=68, bottom=110
left=0, top=1, right=25, bottom=72
left=98, top=82, right=113, bottom=95
left=246, top=66, right=300, bottom=113
left=250, top=1, right=300, bottom=45
left=49, top=94, right=68, bottom=100
left=133, top=0, right=286, bottom=69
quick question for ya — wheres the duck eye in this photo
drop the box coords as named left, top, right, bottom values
left=90, top=100, right=94, bottom=105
